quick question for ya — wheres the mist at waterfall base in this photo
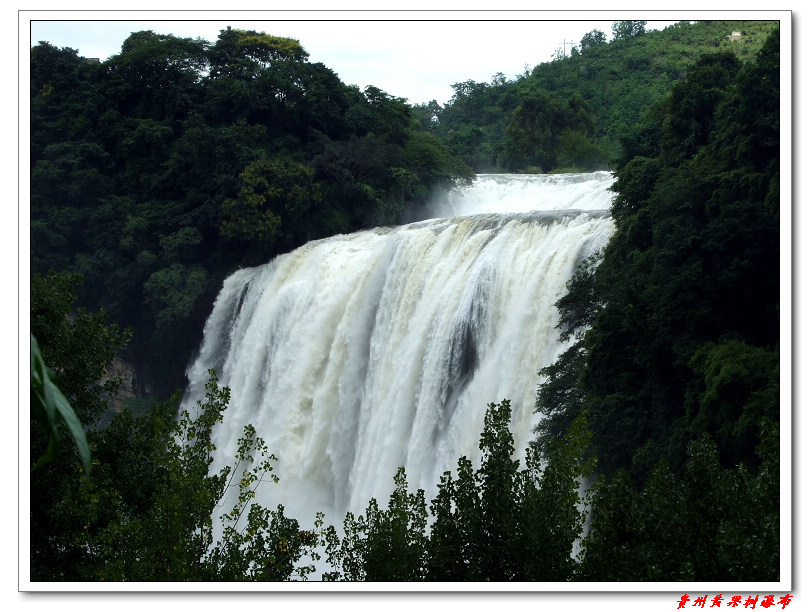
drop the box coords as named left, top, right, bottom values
left=182, top=171, right=616, bottom=535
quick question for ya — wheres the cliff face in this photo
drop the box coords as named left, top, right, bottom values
left=95, top=357, right=152, bottom=428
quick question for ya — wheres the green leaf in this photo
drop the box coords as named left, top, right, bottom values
left=31, top=334, right=91, bottom=473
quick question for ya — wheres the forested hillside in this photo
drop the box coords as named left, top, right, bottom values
left=30, top=27, right=473, bottom=397
left=535, top=27, right=781, bottom=579
left=30, top=21, right=782, bottom=583
left=416, top=20, right=778, bottom=173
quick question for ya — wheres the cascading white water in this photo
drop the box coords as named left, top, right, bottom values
left=183, top=171, right=615, bottom=526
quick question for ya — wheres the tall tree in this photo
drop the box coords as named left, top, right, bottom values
left=104, top=30, right=209, bottom=120
left=579, top=29, right=607, bottom=52
left=30, top=272, right=131, bottom=581
left=207, top=27, right=308, bottom=80
left=324, top=468, right=428, bottom=581
left=612, top=21, right=647, bottom=40
left=426, top=400, right=590, bottom=581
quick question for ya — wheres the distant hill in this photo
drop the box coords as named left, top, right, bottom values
left=415, top=20, right=779, bottom=172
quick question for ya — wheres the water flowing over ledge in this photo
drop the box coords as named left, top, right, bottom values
left=183, top=172, right=616, bottom=524
left=426, top=171, right=615, bottom=218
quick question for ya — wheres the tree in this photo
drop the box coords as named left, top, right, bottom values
left=356, top=85, right=413, bottom=146
left=686, top=339, right=779, bottom=468
left=220, top=156, right=322, bottom=257
left=32, top=19, right=475, bottom=401
left=479, top=400, right=526, bottom=579
left=400, top=130, right=474, bottom=200
left=30, top=272, right=132, bottom=426
left=612, top=21, right=647, bottom=40
left=537, top=28, right=779, bottom=480
left=504, top=92, right=598, bottom=172
left=577, top=423, right=779, bottom=581
left=517, top=413, right=594, bottom=580
left=104, top=30, right=209, bottom=120
left=143, top=263, right=209, bottom=332
left=179, top=374, right=316, bottom=581
left=208, top=27, right=308, bottom=80
left=426, top=400, right=591, bottom=581
left=659, top=52, right=742, bottom=166
left=531, top=29, right=780, bottom=581
left=505, top=93, right=561, bottom=171
left=324, top=468, right=428, bottom=581
left=30, top=272, right=131, bottom=581
left=28, top=272, right=317, bottom=582
left=33, top=369, right=320, bottom=581
left=425, top=457, right=481, bottom=580
left=31, top=140, right=114, bottom=213
left=579, top=29, right=607, bottom=52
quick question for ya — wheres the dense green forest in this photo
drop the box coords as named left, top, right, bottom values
left=414, top=19, right=778, bottom=173
left=30, top=21, right=781, bottom=582
left=30, top=26, right=475, bottom=397
left=535, top=25, right=781, bottom=580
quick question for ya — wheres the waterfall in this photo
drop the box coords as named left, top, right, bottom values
left=183, top=171, right=615, bottom=525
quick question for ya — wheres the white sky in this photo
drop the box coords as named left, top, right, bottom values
left=22, top=10, right=719, bottom=106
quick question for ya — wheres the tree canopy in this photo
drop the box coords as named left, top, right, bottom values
left=30, top=27, right=474, bottom=397
left=415, top=20, right=778, bottom=173
left=534, top=28, right=780, bottom=578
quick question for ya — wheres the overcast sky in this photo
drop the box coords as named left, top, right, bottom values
left=24, top=11, right=701, bottom=106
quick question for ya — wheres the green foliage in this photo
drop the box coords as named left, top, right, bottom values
left=32, top=370, right=319, bottom=581
left=104, top=30, right=209, bottom=121
left=659, top=52, right=742, bottom=166
left=208, top=27, right=308, bottom=80
left=30, top=273, right=131, bottom=581
left=30, top=334, right=90, bottom=473
left=143, top=263, right=209, bottom=331
left=532, top=27, right=780, bottom=582
left=31, top=140, right=114, bottom=216
left=30, top=272, right=132, bottom=426
left=610, top=155, right=660, bottom=221
left=326, top=468, right=428, bottom=581
left=536, top=28, right=780, bottom=480
left=519, top=412, right=595, bottom=580
left=174, top=379, right=314, bottom=581
left=534, top=252, right=603, bottom=447
left=476, top=399, right=521, bottom=579
left=686, top=339, right=779, bottom=467
left=579, top=29, right=607, bottom=52
left=553, top=252, right=605, bottom=343
left=612, top=21, right=647, bottom=40
left=322, top=400, right=592, bottom=582
left=504, top=92, right=604, bottom=172
left=425, top=456, right=481, bottom=580
left=557, top=129, right=612, bottom=171
left=31, top=21, right=777, bottom=399
left=535, top=342, right=588, bottom=446
left=425, top=400, right=591, bottom=581
left=28, top=278, right=320, bottom=581
left=578, top=421, right=779, bottom=581
left=401, top=130, right=474, bottom=198
left=29, top=22, right=783, bottom=583
left=220, top=156, right=322, bottom=255
left=427, top=20, right=777, bottom=173
left=30, top=28, right=472, bottom=398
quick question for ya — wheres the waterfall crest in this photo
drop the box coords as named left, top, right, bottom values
left=183, top=172, right=615, bottom=522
